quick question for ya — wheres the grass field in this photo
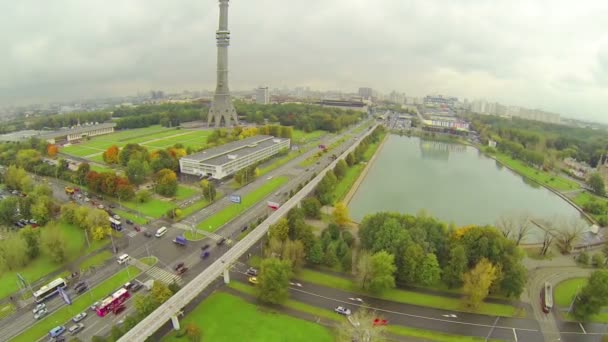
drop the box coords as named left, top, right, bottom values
left=162, top=292, right=334, bottom=342
left=180, top=197, right=214, bottom=218
left=175, top=185, right=197, bottom=201
left=555, top=277, right=608, bottom=323
left=493, top=152, right=579, bottom=191
left=296, top=269, right=517, bottom=317
left=0, top=222, right=109, bottom=301
left=14, top=266, right=140, bottom=342
left=572, top=191, right=608, bottom=222
left=292, top=130, right=326, bottom=144
left=78, top=251, right=113, bottom=272
left=387, top=326, right=498, bottom=342
left=194, top=176, right=288, bottom=233
left=122, top=198, right=175, bottom=219
left=61, top=126, right=212, bottom=161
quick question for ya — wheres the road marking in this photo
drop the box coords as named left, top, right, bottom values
left=512, top=328, right=518, bottom=341
left=579, top=323, right=586, bottom=334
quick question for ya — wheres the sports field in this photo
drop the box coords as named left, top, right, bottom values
left=61, top=126, right=212, bottom=160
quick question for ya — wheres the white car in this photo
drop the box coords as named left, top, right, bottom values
left=113, top=214, right=121, bottom=220
left=334, top=306, right=351, bottom=315
left=117, top=254, right=130, bottom=264
left=34, top=308, right=48, bottom=320
left=32, top=303, right=46, bottom=314
left=72, top=312, right=87, bottom=323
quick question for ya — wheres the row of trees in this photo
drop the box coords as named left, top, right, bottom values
left=28, top=111, right=112, bottom=130
left=315, top=126, right=385, bottom=205
left=0, top=224, right=69, bottom=271
left=60, top=202, right=112, bottom=241
left=114, top=103, right=205, bottom=129
left=234, top=102, right=365, bottom=133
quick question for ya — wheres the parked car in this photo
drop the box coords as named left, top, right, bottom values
left=245, top=267, right=258, bottom=276
left=68, top=323, right=84, bottom=335
left=248, top=277, right=258, bottom=285
left=34, top=308, right=48, bottom=319
left=33, top=303, right=46, bottom=314
left=125, top=219, right=133, bottom=225
left=143, top=231, right=153, bottom=238
left=113, top=214, right=121, bottom=220
left=72, top=312, right=87, bottom=323
left=335, top=306, right=352, bottom=316
left=134, top=225, right=141, bottom=232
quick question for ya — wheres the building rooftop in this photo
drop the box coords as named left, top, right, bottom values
left=183, top=135, right=289, bottom=166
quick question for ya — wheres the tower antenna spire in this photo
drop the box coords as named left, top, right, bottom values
left=208, top=0, right=239, bottom=127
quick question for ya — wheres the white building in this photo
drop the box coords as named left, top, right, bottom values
left=179, top=135, right=290, bottom=179
left=256, top=87, right=270, bottom=104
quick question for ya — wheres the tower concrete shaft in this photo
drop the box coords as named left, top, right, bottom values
left=208, top=0, right=238, bottom=127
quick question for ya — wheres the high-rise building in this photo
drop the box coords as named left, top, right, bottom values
left=256, top=87, right=270, bottom=104
left=358, top=87, right=373, bottom=99
left=208, top=0, right=239, bottom=127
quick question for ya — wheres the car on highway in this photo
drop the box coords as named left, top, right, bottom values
left=176, top=266, right=188, bottom=275
left=201, top=244, right=210, bottom=251
left=130, top=281, right=143, bottom=292
left=201, top=251, right=210, bottom=259
left=73, top=281, right=86, bottom=290
left=117, top=253, right=130, bottom=264
left=373, top=318, right=388, bottom=326
left=143, top=230, right=152, bottom=237
left=72, top=312, right=87, bottom=323
left=113, top=305, right=126, bottom=315
left=75, top=284, right=88, bottom=294
left=216, top=237, right=226, bottom=246
left=334, top=306, right=352, bottom=315
left=245, top=267, right=258, bottom=276
left=68, top=323, right=84, bottom=335
left=174, top=262, right=185, bottom=271
left=32, top=303, right=46, bottom=314
left=49, top=325, right=66, bottom=338
left=34, top=307, right=48, bottom=319
left=248, top=277, right=258, bottom=285
left=155, top=226, right=167, bottom=237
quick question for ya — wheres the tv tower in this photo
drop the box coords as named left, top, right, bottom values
left=207, top=0, right=239, bottom=127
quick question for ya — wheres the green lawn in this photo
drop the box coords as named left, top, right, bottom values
left=194, top=176, right=288, bottom=233
left=296, top=269, right=517, bottom=317
left=14, top=266, right=140, bottom=342
left=122, top=198, right=175, bottom=219
left=180, top=197, right=215, bottom=218
left=493, top=152, right=579, bottom=191
left=0, top=222, right=106, bottom=301
left=555, top=278, right=586, bottom=308
left=78, top=251, right=113, bottom=272
left=387, top=326, right=497, bottom=342
left=259, top=151, right=301, bottom=176
left=175, top=185, right=198, bottom=201
left=572, top=191, right=608, bottom=222
left=113, top=209, right=148, bottom=225
left=89, top=164, right=116, bottom=174
left=0, top=302, right=16, bottom=320
left=162, top=292, right=334, bottom=342
left=292, top=130, right=326, bottom=144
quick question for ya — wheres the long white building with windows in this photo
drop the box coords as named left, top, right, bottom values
left=179, top=135, right=290, bottom=179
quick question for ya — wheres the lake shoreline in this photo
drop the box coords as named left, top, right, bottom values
left=343, top=134, right=389, bottom=207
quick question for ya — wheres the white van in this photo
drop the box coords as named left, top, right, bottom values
left=117, top=254, right=130, bottom=265
left=155, top=226, right=167, bottom=238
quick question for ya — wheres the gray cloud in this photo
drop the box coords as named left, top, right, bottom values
left=1, top=0, right=607, bottom=121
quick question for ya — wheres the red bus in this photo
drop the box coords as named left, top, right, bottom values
left=541, top=282, right=553, bottom=313
left=96, top=288, right=130, bottom=317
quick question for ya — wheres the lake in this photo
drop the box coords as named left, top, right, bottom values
left=348, top=135, right=581, bottom=242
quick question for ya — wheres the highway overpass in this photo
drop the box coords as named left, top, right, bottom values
left=119, top=123, right=378, bottom=341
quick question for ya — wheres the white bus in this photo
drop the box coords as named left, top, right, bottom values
left=109, top=217, right=123, bottom=231
left=33, top=278, right=67, bottom=303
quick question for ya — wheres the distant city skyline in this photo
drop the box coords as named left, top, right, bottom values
left=1, top=1, right=607, bottom=123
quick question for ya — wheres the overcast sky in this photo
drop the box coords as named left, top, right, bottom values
left=1, top=0, right=607, bottom=122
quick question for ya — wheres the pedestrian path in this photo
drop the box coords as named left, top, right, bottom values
left=130, top=259, right=183, bottom=286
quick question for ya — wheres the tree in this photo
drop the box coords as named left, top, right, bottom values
left=333, top=159, right=348, bottom=179
left=41, top=225, right=68, bottom=263
left=102, top=145, right=120, bottom=164
left=151, top=281, right=174, bottom=304
left=356, top=252, right=373, bottom=290
left=19, top=226, right=41, bottom=260
left=573, top=270, right=608, bottom=320
left=110, top=325, right=124, bottom=341
left=555, top=217, right=586, bottom=253
left=122, top=314, right=140, bottom=331
left=589, top=173, right=606, bottom=196
left=268, top=218, right=289, bottom=242
left=75, top=163, right=91, bottom=185
left=462, top=258, right=497, bottom=308
left=154, top=168, right=178, bottom=197
left=368, top=251, right=397, bottom=293
left=578, top=252, right=590, bottom=265
left=443, top=245, right=468, bottom=288
left=594, top=253, right=606, bottom=267
left=419, top=253, right=441, bottom=286
left=185, top=323, right=202, bottom=342
left=337, top=307, right=387, bottom=342
left=399, top=244, right=424, bottom=284
left=4, top=165, right=28, bottom=190
left=495, top=212, right=532, bottom=245
left=323, top=243, right=340, bottom=267
left=136, top=190, right=152, bottom=203
left=46, top=144, right=58, bottom=157
left=0, top=197, right=19, bottom=225
left=199, top=179, right=217, bottom=202
left=31, top=197, right=51, bottom=225
left=134, top=294, right=159, bottom=316
left=282, top=239, right=306, bottom=270
left=307, top=240, right=323, bottom=264
left=0, top=234, right=29, bottom=271
left=126, top=159, right=146, bottom=185
left=301, top=197, right=322, bottom=219
left=332, top=202, right=350, bottom=227
left=257, top=258, right=292, bottom=304
left=345, top=152, right=356, bottom=167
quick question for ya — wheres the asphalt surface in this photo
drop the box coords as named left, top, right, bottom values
left=1, top=124, right=367, bottom=341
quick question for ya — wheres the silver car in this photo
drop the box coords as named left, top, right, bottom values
left=34, top=308, right=48, bottom=320
left=72, top=312, right=87, bottom=323
left=68, top=323, right=84, bottom=335
left=32, top=303, right=46, bottom=314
